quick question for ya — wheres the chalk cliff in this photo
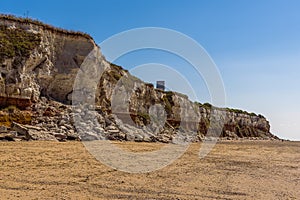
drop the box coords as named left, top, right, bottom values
left=0, top=15, right=278, bottom=142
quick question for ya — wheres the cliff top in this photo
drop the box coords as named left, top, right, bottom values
left=0, top=14, right=93, bottom=40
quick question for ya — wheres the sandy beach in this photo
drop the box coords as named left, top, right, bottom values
left=0, top=140, right=299, bottom=199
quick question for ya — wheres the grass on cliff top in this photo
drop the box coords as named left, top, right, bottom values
left=226, top=108, right=258, bottom=117
left=0, top=14, right=92, bottom=40
left=0, top=25, right=41, bottom=63
left=195, top=102, right=263, bottom=117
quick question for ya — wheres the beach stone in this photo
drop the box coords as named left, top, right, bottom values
left=0, top=126, right=8, bottom=133
left=107, top=131, right=125, bottom=140
left=11, top=122, right=31, bottom=140
left=106, top=125, right=118, bottom=131
left=29, top=130, right=57, bottom=141
left=125, top=133, right=135, bottom=141
left=8, top=131, right=18, bottom=136
left=64, top=124, right=73, bottom=130
left=60, top=126, right=67, bottom=130
left=54, top=133, right=67, bottom=142
left=0, top=133, right=15, bottom=141
left=134, top=134, right=144, bottom=142
left=66, top=130, right=80, bottom=141
left=93, top=127, right=104, bottom=133
left=108, top=129, right=119, bottom=134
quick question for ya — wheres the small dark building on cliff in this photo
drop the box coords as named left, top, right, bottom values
left=156, top=81, right=165, bottom=91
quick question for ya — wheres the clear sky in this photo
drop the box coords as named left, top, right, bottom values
left=1, top=0, right=300, bottom=140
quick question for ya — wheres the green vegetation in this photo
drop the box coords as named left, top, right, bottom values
left=226, top=108, right=249, bottom=115
left=1, top=105, right=19, bottom=113
left=226, top=108, right=258, bottom=116
left=0, top=25, right=41, bottom=63
left=194, top=102, right=202, bottom=106
left=162, top=92, right=173, bottom=114
left=194, top=101, right=263, bottom=118
left=107, top=62, right=142, bottom=85
left=202, top=103, right=212, bottom=109
left=145, top=83, right=154, bottom=88
left=165, top=91, right=174, bottom=97
left=109, top=70, right=122, bottom=80
left=137, top=112, right=150, bottom=121
left=258, top=114, right=264, bottom=118
left=109, top=62, right=125, bottom=72
left=0, top=14, right=92, bottom=40
left=203, top=117, right=210, bottom=127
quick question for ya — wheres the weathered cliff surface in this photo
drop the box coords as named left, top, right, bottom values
left=0, top=15, right=94, bottom=104
left=0, top=15, right=278, bottom=142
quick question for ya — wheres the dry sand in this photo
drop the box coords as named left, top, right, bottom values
left=0, top=140, right=299, bottom=199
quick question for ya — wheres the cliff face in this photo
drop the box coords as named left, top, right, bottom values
left=0, top=15, right=278, bottom=142
left=0, top=16, right=95, bottom=105
left=94, top=63, right=275, bottom=141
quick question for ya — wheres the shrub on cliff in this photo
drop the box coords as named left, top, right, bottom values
left=0, top=25, right=41, bottom=63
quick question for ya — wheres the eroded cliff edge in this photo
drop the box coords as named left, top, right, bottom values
left=0, top=15, right=278, bottom=142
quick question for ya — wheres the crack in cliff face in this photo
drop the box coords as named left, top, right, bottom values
left=0, top=15, right=279, bottom=141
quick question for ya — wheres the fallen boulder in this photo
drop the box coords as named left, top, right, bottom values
left=11, top=122, right=31, bottom=140
left=0, top=133, right=15, bottom=141
left=0, top=126, right=8, bottom=133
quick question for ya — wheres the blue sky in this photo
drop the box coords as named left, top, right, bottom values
left=1, top=0, right=300, bottom=140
